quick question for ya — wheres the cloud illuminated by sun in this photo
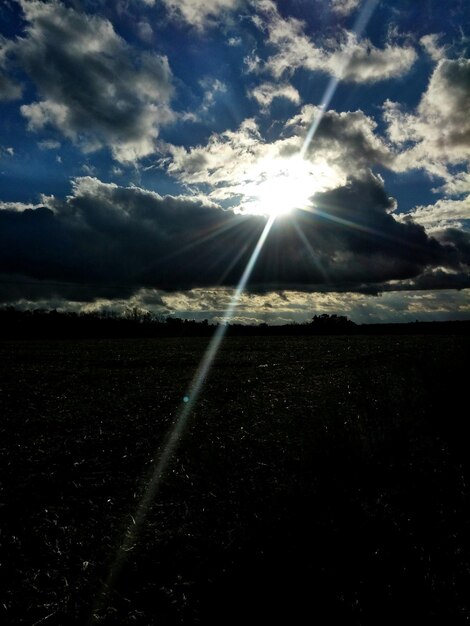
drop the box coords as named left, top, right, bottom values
left=235, top=155, right=344, bottom=217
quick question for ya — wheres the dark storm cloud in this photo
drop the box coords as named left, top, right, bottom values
left=248, top=172, right=461, bottom=287
left=0, top=174, right=467, bottom=303
left=399, top=270, right=470, bottom=291
left=13, top=0, right=173, bottom=162
left=0, top=177, right=251, bottom=298
left=435, top=229, right=470, bottom=266
left=0, top=273, right=138, bottom=304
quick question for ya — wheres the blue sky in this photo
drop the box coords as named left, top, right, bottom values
left=0, top=0, right=469, bottom=323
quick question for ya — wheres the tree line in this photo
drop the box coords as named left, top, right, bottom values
left=0, top=307, right=468, bottom=338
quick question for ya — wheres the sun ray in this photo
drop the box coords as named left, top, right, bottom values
left=156, top=213, right=244, bottom=265
left=292, top=217, right=330, bottom=282
left=214, top=227, right=261, bottom=286
left=304, top=205, right=437, bottom=258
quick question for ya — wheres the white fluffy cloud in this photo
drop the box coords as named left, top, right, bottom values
left=164, top=118, right=270, bottom=189
left=161, top=0, right=241, bottom=28
left=403, top=196, right=470, bottom=231
left=250, top=0, right=417, bottom=83
left=248, top=81, right=301, bottom=109
left=328, top=33, right=417, bottom=83
left=384, top=58, right=470, bottom=176
left=382, top=56, right=470, bottom=254
left=438, top=171, right=470, bottom=196
left=286, top=105, right=393, bottom=170
left=0, top=200, right=37, bottom=212
left=15, top=0, right=174, bottom=162
left=420, top=34, right=447, bottom=61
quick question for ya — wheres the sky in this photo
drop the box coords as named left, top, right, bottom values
left=0, top=0, right=469, bottom=324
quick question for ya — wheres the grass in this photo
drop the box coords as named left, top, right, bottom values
left=1, top=335, right=470, bottom=624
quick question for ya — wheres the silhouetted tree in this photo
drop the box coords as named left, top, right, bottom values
left=309, top=314, right=356, bottom=333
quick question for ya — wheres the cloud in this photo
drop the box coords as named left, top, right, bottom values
left=161, top=0, right=241, bottom=29
left=250, top=0, right=417, bottom=83
left=296, top=171, right=461, bottom=285
left=0, top=173, right=466, bottom=305
left=159, top=285, right=470, bottom=323
left=248, top=81, right=301, bottom=109
left=163, top=116, right=345, bottom=213
left=162, top=96, right=467, bottom=264
left=433, top=229, right=470, bottom=267
left=0, top=145, right=15, bottom=157
left=0, top=177, right=249, bottom=298
left=402, top=196, right=470, bottom=231
left=437, top=171, right=470, bottom=196
left=164, top=107, right=392, bottom=208
left=4, top=284, right=469, bottom=325
left=286, top=105, right=393, bottom=171
left=38, top=139, right=61, bottom=151
left=164, top=117, right=272, bottom=188
left=14, top=0, right=173, bottom=162
left=137, top=20, right=154, bottom=43
left=331, top=0, right=362, bottom=17
left=0, top=200, right=38, bottom=212
left=0, top=71, right=22, bottom=101
left=395, top=268, right=470, bottom=292
left=0, top=36, right=22, bottom=101
left=197, top=77, right=228, bottom=115
left=420, top=33, right=447, bottom=61
left=384, top=57, right=470, bottom=175
left=329, top=33, right=417, bottom=83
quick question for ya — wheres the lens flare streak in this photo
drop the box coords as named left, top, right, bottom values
left=300, top=0, right=380, bottom=158
left=92, top=216, right=275, bottom=620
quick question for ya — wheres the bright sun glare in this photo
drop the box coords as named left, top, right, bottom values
left=238, top=155, right=342, bottom=218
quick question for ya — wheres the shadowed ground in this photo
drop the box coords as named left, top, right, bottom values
left=1, top=336, right=469, bottom=624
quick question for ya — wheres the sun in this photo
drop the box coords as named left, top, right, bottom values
left=237, top=155, right=341, bottom=218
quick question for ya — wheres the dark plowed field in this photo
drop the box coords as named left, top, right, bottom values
left=1, top=336, right=469, bottom=624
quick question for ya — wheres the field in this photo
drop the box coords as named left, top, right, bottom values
left=1, top=335, right=470, bottom=624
